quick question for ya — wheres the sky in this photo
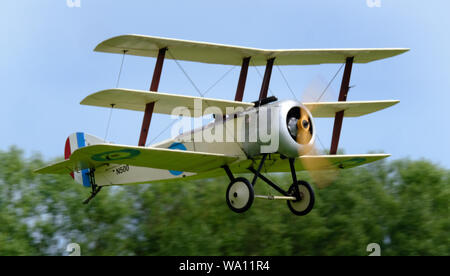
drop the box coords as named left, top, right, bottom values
left=0, top=0, right=449, bottom=168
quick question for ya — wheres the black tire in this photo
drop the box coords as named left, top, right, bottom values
left=287, top=180, right=315, bottom=216
left=226, top=177, right=254, bottom=213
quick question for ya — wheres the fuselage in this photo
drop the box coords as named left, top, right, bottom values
left=93, top=100, right=315, bottom=187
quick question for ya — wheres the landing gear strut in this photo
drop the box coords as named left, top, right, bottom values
left=83, top=169, right=102, bottom=205
left=222, top=154, right=315, bottom=216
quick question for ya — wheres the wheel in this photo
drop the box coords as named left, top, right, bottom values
left=287, top=180, right=315, bottom=216
left=226, top=177, right=254, bottom=213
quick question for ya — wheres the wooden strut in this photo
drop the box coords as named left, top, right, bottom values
left=218, top=57, right=250, bottom=121
left=234, top=57, right=251, bottom=102
left=330, top=56, right=354, bottom=155
left=258, top=58, right=275, bottom=101
left=138, top=48, right=167, bottom=147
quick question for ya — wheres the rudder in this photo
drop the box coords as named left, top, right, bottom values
left=64, top=132, right=105, bottom=188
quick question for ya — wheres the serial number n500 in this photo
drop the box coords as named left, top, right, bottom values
left=114, top=165, right=129, bottom=175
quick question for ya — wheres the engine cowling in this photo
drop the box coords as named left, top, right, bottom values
left=241, top=100, right=316, bottom=158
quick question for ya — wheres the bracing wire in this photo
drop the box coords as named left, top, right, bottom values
left=115, top=50, right=127, bottom=88
left=104, top=104, right=115, bottom=142
left=167, top=50, right=204, bottom=97
left=202, top=66, right=236, bottom=97
left=147, top=51, right=236, bottom=146
left=314, top=63, right=348, bottom=153
left=104, top=50, right=127, bottom=141
left=315, top=63, right=345, bottom=102
left=251, top=59, right=275, bottom=97
left=312, top=63, right=347, bottom=154
left=147, top=119, right=179, bottom=146
left=315, top=133, right=328, bottom=154
left=273, top=62, right=343, bottom=153
left=276, top=65, right=298, bottom=101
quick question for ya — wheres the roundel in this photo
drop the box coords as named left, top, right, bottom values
left=168, top=142, right=187, bottom=176
left=91, top=149, right=141, bottom=162
left=332, top=157, right=367, bottom=168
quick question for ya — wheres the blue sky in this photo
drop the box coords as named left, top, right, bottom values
left=1, top=0, right=449, bottom=168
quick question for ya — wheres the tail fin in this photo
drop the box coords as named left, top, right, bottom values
left=64, top=132, right=105, bottom=187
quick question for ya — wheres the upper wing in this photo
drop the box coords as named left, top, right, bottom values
left=95, top=34, right=409, bottom=66
left=81, top=89, right=254, bottom=116
left=35, top=144, right=240, bottom=175
left=303, top=100, right=399, bottom=118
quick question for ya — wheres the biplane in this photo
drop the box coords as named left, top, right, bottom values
left=36, top=35, right=408, bottom=216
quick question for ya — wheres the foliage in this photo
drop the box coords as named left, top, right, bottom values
left=0, top=146, right=448, bottom=256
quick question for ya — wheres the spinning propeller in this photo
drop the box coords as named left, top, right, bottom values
left=290, top=77, right=340, bottom=188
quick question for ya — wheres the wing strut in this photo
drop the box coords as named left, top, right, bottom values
left=330, top=57, right=354, bottom=154
left=234, top=57, right=251, bottom=101
left=138, top=47, right=167, bottom=146
left=258, top=58, right=275, bottom=101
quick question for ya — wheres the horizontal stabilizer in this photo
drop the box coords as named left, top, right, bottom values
left=303, top=100, right=399, bottom=118
left=35, top=144, right=240, bottom=174
left=95, top=34, right=409, bottom=66
left=35, top=159, right=74, bottom=175
left=80, top=89, right=254, bottom=117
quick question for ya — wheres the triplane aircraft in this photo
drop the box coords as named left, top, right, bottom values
left=36, top=35, right=408, bottom=216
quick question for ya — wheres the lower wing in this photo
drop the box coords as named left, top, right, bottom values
left=35, top=144, right=240, bottom=175
left=233, top=153, right=390, bottom=173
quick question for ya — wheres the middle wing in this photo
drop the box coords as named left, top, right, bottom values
left=35, top=144, right=240, bottom=175
left=303, top=100, right=399, bottom=118
left=81, top=89, right=254, bottom=117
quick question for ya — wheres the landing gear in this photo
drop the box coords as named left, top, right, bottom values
left=226, top=177, right=254, bottom=213
left=83, top=169, right=102, bottom=204
left=287, top=181, right=315, bottom=216
left=222, top=154, right=316, bottom=216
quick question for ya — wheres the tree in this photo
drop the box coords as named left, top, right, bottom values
left=0, top=147, right=448, bottom=256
